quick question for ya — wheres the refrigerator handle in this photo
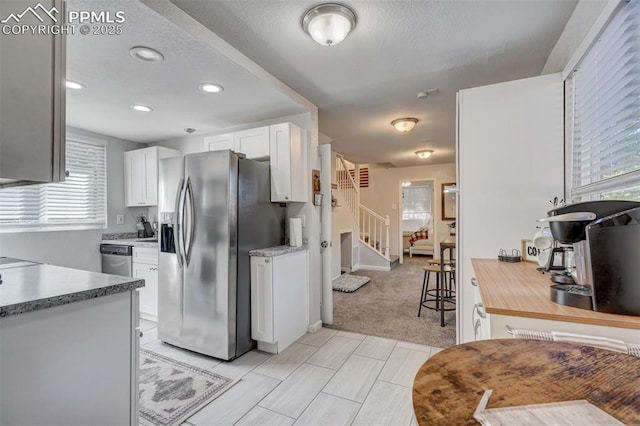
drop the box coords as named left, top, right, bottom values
left=185, top=176, right=195, bottom=266
left=175, top=178, right=186, bottom=267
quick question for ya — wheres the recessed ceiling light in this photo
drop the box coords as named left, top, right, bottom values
left=66, top=80, right=85, bottom=90
left=199, top=83, right=224, bottom=94
left=129, top=46, right=164, bottom=62
left=415, top=150, right=434, bottom=159
left=391, top=118, right=419, bottom=133
left=131, top=105, right=153, bottom=112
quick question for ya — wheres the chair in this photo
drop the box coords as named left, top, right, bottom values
left=418, top=264, right=456, bottom=318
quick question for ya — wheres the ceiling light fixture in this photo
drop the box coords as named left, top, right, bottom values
left=131, top=104, right=153, bottom=112
left=302, top=3, right=357, bottom=47
left=415, top=150, right=434, bottom=159
left=199, top=83, right=224, bottom=94
left=66, top=80, right=85, bottom=90
left=129, top=46, right=164, bottom=62
left=417, top=88, right=439, bottom=99
left=391, top=117, right=418, bottom=133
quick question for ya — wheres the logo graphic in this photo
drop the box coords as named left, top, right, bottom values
left=1, top=3, right=59, bottom=24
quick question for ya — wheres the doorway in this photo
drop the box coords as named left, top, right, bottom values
left=340, top=231, right=352, bottom=273
left=399, top=179, right=436, bottom=264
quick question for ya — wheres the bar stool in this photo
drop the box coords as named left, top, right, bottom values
left=418, top=264, right=456, bottom=318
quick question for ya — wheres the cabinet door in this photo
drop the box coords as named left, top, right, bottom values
left=204, top=133, right=236, bottom=152
left=142, top=148, right=158, bottom=206
left=270, top=124, right=292, bottom=202
left=0, top=0, right=65, bottom=187
left=125, top=150, right=145, bottom=207
left=250, top=257, right=274, bottom=343
left=235, top=126, right=269, bottom=160
left=133, top=263, right=158, bottom=318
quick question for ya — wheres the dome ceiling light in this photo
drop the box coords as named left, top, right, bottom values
left=129, top=46, right=164, bottom=63
left=391, top=117, right=418, bottom=133
left=302, top=3, right=357, bottom=47
left=415, top=150, right=434, bottom=159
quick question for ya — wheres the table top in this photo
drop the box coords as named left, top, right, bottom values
left=412, top=339, right=640, bottom=425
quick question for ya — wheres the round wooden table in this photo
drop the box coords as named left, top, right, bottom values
left=412, top=339, right=640, bottom=425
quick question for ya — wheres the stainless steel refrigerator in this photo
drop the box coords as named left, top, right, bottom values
left=157, top=150, right=284, bottom=360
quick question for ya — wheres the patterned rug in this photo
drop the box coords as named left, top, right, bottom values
left=333, top=273, right=371, bottom=292
left=139, top=348, right=236, bottom=426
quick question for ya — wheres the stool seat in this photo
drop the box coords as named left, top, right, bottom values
left=424, top=259, right=455, bottom=267
left=422, top=265, right=454, bottom=273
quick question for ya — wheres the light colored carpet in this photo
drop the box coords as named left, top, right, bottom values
left=328, top=255, right=456, bottom=348
left=333, top=273, right=371, bottom=292
left=139, top=348, right=236, bottom=426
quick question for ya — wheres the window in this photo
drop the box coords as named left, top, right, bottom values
left=565, top=0, right=640, bottom=202
left=0, top=138, right=107, bottom=232
left=402, top=182, right=432, bottom=232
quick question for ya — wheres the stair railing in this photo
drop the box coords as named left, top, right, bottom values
left=360, top=205, right=390, bottom=259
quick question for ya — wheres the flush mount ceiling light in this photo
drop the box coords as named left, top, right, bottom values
left=302, top=3, right=357, bottom=47
left=65, top=80, right=85, bottom=90
left=131, top=104, right=153, bottom=112
left=199, top=83, right=224, bottom=94
left=129, top=46, right=164, bottom=62
left=415, top=150, right=434, bottom=159
left=391, top=117, right=418, bottom=133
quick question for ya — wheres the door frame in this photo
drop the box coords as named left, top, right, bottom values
left=398, top=178, right=436, bottom=264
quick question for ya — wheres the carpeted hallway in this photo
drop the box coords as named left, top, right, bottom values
left=328, top=255, right=456, bottom=348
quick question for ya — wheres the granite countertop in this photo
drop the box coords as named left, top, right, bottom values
left=249, top=244, right=308, bottom=257
left=0, top=258, right=144, bottom=317
left=101, top=232, right=158, bottom=248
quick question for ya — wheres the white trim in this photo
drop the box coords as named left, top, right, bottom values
left=358, top=265, right=391, bottom=272
left=562, top=0, right=624, bottom=80
left=307, top=321, right=323, bottom=333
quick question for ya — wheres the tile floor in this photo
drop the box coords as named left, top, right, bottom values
left=138, top=319, right=443, bottom=426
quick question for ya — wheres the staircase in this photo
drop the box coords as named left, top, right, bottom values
left=335, top=154, right=395, bottom=270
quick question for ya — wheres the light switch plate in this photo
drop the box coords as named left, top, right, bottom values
left=116, top=214, right=125, bottom=225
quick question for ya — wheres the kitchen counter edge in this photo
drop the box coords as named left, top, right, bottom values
left=249, top=244, right=308, bottom=257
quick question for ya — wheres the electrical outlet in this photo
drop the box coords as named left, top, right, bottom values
left=116, top=214, right=125, bottom=225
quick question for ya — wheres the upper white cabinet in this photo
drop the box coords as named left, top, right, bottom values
left=270, top=123, right=307, bottom=202
left=204, top=133, right=235, bottom=152
left=235, top=126, right=270, bottom=160
left=457, top=73, right=564, bottom=343
left=125, top=147, right=178, bottom=207
left=0, top=0, right=66, bottom=188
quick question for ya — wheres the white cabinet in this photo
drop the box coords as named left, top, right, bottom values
left=270, top=123, right=308, bottom=202
left=125, top=147, right=178, bottom=207
left=457, top=73, right=564, bottom=343
left=251, top=250, right=308, bottom=353
left=204, top=133, right=235, bottom=152
left=0, top=0, right=65, bottom=187
left=0, top=291, right=140, bottom=425
left=235, top=126, right=270, bottom=160
left=133, top=246, right=159, bottom=321
left=204, top=127, right=270, bottom=160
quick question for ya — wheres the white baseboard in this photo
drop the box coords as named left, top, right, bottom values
left=307, top=320, right=323, bottom=333
left=358, top=264, right=391, bottom=272
left=351, top=264, right=360, bottom=272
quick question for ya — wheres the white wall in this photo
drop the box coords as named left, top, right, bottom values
left=0, top=127, right=147, bottom=271
left=542, top=0, right=611, bottom=74
left=359, top=163, right=456, bottom=258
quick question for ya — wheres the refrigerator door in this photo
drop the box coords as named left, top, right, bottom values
left=182, top=150, right=238, bottom=359
left=158, top=156, right=185, bottom=345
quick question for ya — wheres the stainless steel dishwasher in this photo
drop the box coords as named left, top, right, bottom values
left=100, top=244, right=132, bottom=277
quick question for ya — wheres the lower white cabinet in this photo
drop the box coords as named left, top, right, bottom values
left=251, top=250, right=308, bottom=353
left=133, top=246, right=159, bottom=321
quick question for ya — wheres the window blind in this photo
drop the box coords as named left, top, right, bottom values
left=0, top=139, right=107, bottom=232
left=565, top=0, right=640, bottom=201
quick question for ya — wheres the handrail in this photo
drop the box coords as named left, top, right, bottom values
left=334, top=154, right=359, bottom=224
left=359, top=204, right=385, bottom=221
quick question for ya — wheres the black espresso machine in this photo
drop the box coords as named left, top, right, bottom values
left=539, top=200, right=640, bottom=315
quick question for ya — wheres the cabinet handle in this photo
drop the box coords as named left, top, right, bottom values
left=471, top=277, right=478, bottom=287
left=473, top=302, right=486, bottom=319
left=474, top=319, right=481, bottom=339
left=285, top=197, right=289, bottom=200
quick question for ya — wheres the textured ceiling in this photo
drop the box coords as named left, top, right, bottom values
left=170, top=0, right=578, bottom=167
left=65, top=0, right=305, bottom=143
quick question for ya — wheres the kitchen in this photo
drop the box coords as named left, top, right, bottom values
left=1, top=0, right=640, bottom=425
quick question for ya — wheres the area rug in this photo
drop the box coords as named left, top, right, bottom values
left=333, top=273, right=371, bottom=292
left=139, top=348, right=236, bottom=426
